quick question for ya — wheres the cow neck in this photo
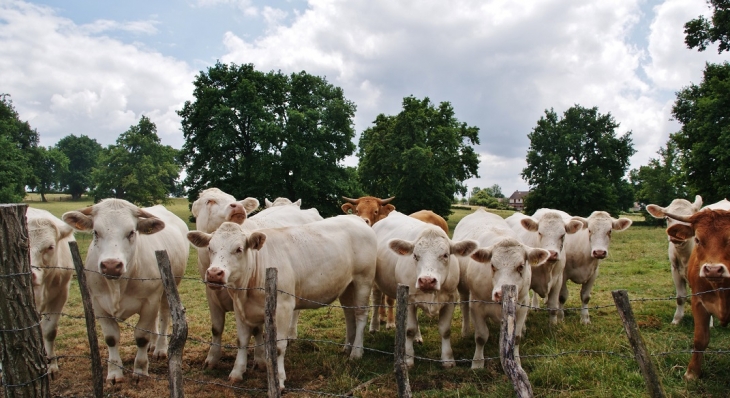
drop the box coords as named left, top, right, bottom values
left=244, top=249, right=265, bottom=292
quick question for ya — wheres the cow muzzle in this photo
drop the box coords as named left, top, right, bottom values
left=700, top=263, right=730, bottom=281
left=592, top=250, right=607, bottom=259
left=416, top=276, right=438, bottom=292
left=226, top=203, right=246, bottom=224
left=492, top=289, right=503, bottom=302
left=100, top=259, right=124, bottom=278
left=206, top=267, right=226, bottom=290
left=548, top=250, right=559, bottom=261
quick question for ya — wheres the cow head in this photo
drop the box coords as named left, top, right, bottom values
left=389, top=225, right=477, bottom=292
left=192, top=188, right=260, bottom=232
left=264, top=197, right=302, bottom=208
left=187, top=222, right=265, bottom=290
left=519, top=212, right=583, bottom=261
left=666, top=209, right=730, bottom=282
left=470, top=238, right=550, bottom=302
left=571, top=211, right=632, bottom=259
left=341, top=196, right=395, bottom=226
left=62, top=199, right=165, bottom=278
left=647, top=195, right=702, bottom=245
left=27, top=217, right=74, bottom=305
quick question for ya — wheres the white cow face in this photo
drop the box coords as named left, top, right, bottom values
left=389, top=226, right=477, bottom=292
left=265, top=197, right=301, bottom=208
left=471, top=238, right=550, bottom=301
left=646, top=195, right=702, bottom=245
left=192, top=188, right=260, bottom=232
left=27, top=218, right=74, bottom=304
left=187, top=222, right=265, bottom=290
left=62, top=199, right=165, bottom=278
left=520, top=212, right=582, bottom=261
left=574, top=211, right=632, bottom=259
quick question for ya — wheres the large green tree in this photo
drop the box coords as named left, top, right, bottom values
left=90, top=116, right=180, bottom=206
left=629, top=140, right=687, bottom=224
left=56, top=135, right=102, bottom=199
left=522, top=105, right=635, bottom=217
left=30, top=146, right=69, bottom=202
left=178, top=62, right=358, bottom=216
left=357, top=96, right=480, bottom=217
left=671, top=62, right=730, bottom=202
left=685, top=0, right=730, bottom=53
left=0, top=94, right=39, bottom=202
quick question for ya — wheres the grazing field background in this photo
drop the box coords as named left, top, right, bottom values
left=8, top=194, right=730, bottom=397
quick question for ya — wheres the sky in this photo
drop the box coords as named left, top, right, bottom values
left=1, top=0, right=727, bottom=197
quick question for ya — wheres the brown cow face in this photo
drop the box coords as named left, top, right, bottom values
left=341, top=197, right=395, bottom=226
left=668, top=210, right=730, bottom=282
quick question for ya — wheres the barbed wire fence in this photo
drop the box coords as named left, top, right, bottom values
left=1, top=203, right=728, bottom=397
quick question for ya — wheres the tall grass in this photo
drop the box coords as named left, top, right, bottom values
left=13, top=199, right=730, bottom=397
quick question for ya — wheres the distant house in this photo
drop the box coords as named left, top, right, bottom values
left=508, top=190, right=529, bottom=211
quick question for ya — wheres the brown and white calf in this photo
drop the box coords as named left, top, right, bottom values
left=192, top=187, right=322, bottom=368
left=26, top=207, right=75, bottom=379
left=372, top=211, right=477, bottom=368
left=187, top=215, right=376, bottom=390
left=453, top=208, right=549, bottom=366
left=506, top=210, right=583, bottom=324
left=663, top=209, right=730, bottom=380
left=62, top=199, right=189, bottom=383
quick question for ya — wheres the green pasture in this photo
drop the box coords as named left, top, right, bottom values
left=15, top=195, right=730, bottom=397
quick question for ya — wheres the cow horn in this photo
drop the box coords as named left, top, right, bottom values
left=342, top=196, right=361, bottom=204
left=379, top=196, right=395, bottom=205
left=664, top=211, right=692, bottom=223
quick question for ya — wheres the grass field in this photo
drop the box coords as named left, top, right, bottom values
left=6, top=195, right=730, bottom=397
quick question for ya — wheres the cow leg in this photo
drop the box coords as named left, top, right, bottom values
left=386, top=295, right=396, bottom=329
left=685, top=300, right=711, bottom=381
left=341, top=281, right=371, bottom=359
left=132, top=305, right=158, bottom=381
left=459, top=289, right=471, bottom=338
left=98, top=315, right=124, bottom=383
left=229, top=317, right=253, bottom=382
left=530, top=290, right=541, bottom=310
left=153, top=293, right=172, bottom=359
left=41, top=311, right=62, bottom=380
left=579, top=270, right=598, bottom=325
left=288, top=310, right=300, bottom=340
left=275, top=305, right=294, bottom=391
left=558, top=278, right=569, bottom=322
left=339, top=289, right=357, bottom=357
left=369, top=286, right=384, bottom=333
left=514, top=300, right=529, bottom=367
left=671, top=263, right=687, bottom=325
left=470, top=303, right=489, bottom=369
left=204, top=291, right=227, bottom=369
left=546, top=273, right=563, bottom=324
left=438, top=303, right=456, bottom=368
left=405, top=304, right=418, bottom=368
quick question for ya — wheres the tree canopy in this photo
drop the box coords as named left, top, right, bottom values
left=56, top=134, right=102, bottom=200
left=522, top=105, right=635, bottom=217
left=178, top=62, right=358, bottom=217
left=357, top=96, right=480, bottom=217
left=90, top=116, right=180, bottom=206
left=671, top=62, right=730, bottom=203
left=30, top=146, right=69, bottom=202
left=0, top=94, right=39, bottom=202
left=684, top=0, right=730, bottom=53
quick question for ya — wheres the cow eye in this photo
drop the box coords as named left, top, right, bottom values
left=695, top=237, right=700, bottom=246
left=92, top=230, right=99, bottom=240
left=413, top=254, right=420, bottom=261
left=127, top=231, right=135, bottom=240
left=46, top=244, right=55, bottom=252
left=442, top=253, right=449, bottom=260
left=517, top=265, right=524, bottom=273
left=491, top=265, right=497, bottom=273
left=206, top=199, right=216, bottom=205
left=235, top=246, right=243, bottom=253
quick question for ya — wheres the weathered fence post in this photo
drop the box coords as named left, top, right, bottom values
left=68, top=242, right=103, bottom=398
left=612, top=290, right=666, bottom=398
left=0, top=204, right=49, bottom=397
left=264, top=267, right=281, bottom=398
left=156, top=250, right=187, bottom=398
left=500, top=284, right=533, bottom=398
left=394, top=284, right=412, bottom=398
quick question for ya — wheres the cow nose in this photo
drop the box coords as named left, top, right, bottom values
left=227, top=203, right=245, bottom=223
left=703, top=265, right=726, bottom=279
left=548, top=250, right=559, bottom=261
left=206, top=268, right=225, bottom=285
left=31, top=270, right=39, bottom=285
left=417, top=276, right=437, bottom=291
left=363, top=218, right=371, bottom=226
left=100, top=260, right=123, bottom=277
left=493, top=290, right=502, bottom=302
left=592, top=250, right=607, bottom=259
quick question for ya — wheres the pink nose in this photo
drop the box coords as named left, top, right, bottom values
left=417, top=276, right=437, bottom=291
left=100, top=260, right=123, bottom=277
left=548, top=250, right=559, bottom=261
left=206, top=268, right=225, bottom=285
left=493, top=290, right=502, bottom=302
left=227, top=203, right=246, bottom=223
left=703, top=265, right=726, bottom=279
left=592, top=250, right=607, bottom=259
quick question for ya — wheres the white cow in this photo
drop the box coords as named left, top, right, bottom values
left=26, top=207, right=75, bottom=379
left=647, top=196, right=730, bottom=324
left=371, top=211, right=478, bottom=368
left=187, top=215, right=376, bottom=390
left=454, top=208, right=550, bottom=367
left=191, top=187, right=322, bottom=368
left=506, top=211, right=583, bottom=324
left=557, top=210, right=632, bottom=324
left=62, top=199, right=189, bottom=382
left=264, top=197, right=301, bottom=208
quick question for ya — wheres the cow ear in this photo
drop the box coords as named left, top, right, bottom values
left=389, top=239, right=414, bottom=256
left=241, top=197, right=260, bottom=214
left=293, top=199, right=302, bottom=207
left=187, top=231, right=212, bottom=248
left=264, top=198, right=273, bottom=208
left=527, top=248, right=550, bottom=266
left=520, top=218, right=538, bottom=232
left=565, top=220, right=583, bottom=234
left=667, top=224, right=694, bottom=241
left=470, top=248, right=493, bottom=264
left=191, top=197, right=205, bottom=218
left=571, top=217, right=588, bottom=229
left=451, top=239, right=478, bottom=257
left=341, top=203, right=354, bottom=214
left=692, top=195, right=703, bottom=211
left=645, top=204, right=665, bottom=219
left=612, top=218, right=632, bottom=231
left=138, top=217, right=165, bottom=235
left=383, top=204, right=396, bottom=215
left=247, top=232, right=266, bottom=250
left=57, top=223, right=75, bottom=241
left=62, top=211, right=93, bottom=231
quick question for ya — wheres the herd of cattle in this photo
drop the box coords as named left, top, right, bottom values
left=21, top=189, right=730, bottom=390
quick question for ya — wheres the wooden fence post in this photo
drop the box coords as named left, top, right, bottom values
left=500, top=284, right=533, bottom=398
left=156, top=250, right=187, bottom=398
left=612, top=290, right=666, bottom=398
left=394, top=284, right=412, bottom=398
left=264, top=268, right=281, bottom=398
left=0, top=204, right=49, bottom=398
left=68, top=242, right=103, bottom=398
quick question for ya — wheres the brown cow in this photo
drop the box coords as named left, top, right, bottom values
left=665, top=209, right=730, bottom=380
left=341, top=196, right=396, bottom=226
left=410, top=209, right=449, bottom=235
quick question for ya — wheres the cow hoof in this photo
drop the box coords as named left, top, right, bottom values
left=671, top=319, right=681, bottom=326
left=154, top=351, right=168, bottom=360
left=229, top=375, right=243, bottom=383
left=386, top=322, right=396, bottom=329
left=107, top=375, right=125, bottom=385
left=442, top=361, right=456, bottom=369
left=580, top=318, right=591, bottom=325
left=683, top=371, right=699, bottom=381
left=48, top=366, right=59, bottom=381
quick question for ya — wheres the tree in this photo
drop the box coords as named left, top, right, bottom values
left=684, top=0, right=730, bottom=53
left=56, top=135, right=102, bottom=200
left=30, top=146, right=69, bottom=202
left=90, top=116, right=180, bottom=206
left=671, top=62, right=730, bottom=202
left=629, top=140, right=687, bottom=224
left=0, top=94, right=38, bottom=202
left=522, top=105, right=635, bottom=217
left=178, top=62, right=358, bottom=217
left=484, top=184, right=504, bottom=199
left=357, top=96, right=480, bottom=218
